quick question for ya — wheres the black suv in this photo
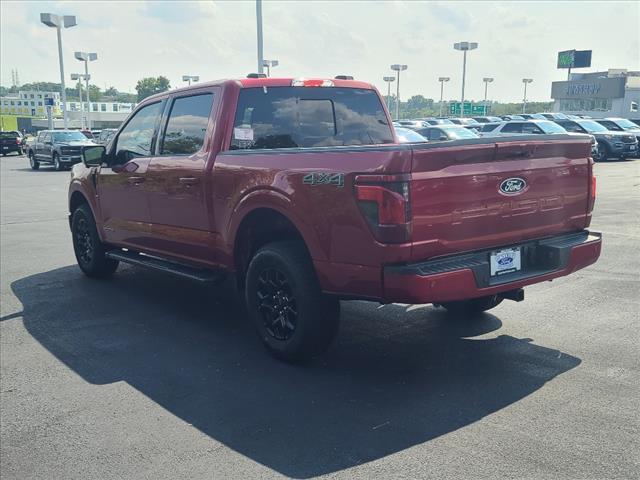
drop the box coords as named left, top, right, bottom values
left=27, top=130, right=95, bottom=170
left=1, top=131, right=24, bottom=156
left=555, top=119, right=638, bottom=161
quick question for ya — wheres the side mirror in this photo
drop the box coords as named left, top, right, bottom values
left=439, top=135, right=448, bottom=141
left=81, top=145, right=106, bottom=167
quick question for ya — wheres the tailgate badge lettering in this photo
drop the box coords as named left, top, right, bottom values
left=499, top=177, right=527, bottom=195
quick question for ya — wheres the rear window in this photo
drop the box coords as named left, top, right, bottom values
left=230, top=86, right=393, bottom=150
left=0, top=132, right=19, bottom=139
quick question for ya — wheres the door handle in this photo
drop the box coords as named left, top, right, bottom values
left=179, top=177, right=199, bottom=186
left=128, top=176, right=145, bottom=185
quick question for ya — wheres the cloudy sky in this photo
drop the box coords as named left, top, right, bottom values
left=1, top=0, right=638, bottom=102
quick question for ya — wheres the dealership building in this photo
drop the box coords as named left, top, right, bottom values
left=551, top=69, right=640, bottom=118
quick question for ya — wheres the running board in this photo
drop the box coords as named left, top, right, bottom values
left=106, top=250, right=224, bottom=283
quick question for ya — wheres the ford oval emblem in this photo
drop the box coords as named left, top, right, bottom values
left=499, top=177, right=527, bottom=195
left=498, top=256, right=513, bottom=266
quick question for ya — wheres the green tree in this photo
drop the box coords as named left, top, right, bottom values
left=104, top=86, right=118, bottom=97
left=135, top=76, right=171, bottom=101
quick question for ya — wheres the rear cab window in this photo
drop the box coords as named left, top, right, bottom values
left=229, top=86, right=393, bottom=150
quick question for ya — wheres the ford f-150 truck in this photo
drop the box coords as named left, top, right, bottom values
left=68, top=76, right=602, bottom=362
left=28, top=129, right=95, bottom=170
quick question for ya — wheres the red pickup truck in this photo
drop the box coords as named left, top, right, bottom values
left=69, top=76, right=601, bottom=361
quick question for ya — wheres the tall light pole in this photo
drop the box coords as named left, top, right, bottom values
left=390, top=64, right=407, bottom=120
left=70, top=73, right=86, bottom=128
left=383, top=76, right=395, bottom=112
left=438, top=77, right=450, bottom=117
left=256, top=0, right=264, bottom=74
left=182, top=75, right=200, bottom=86
left=74, top=52, right=97, bottom=130
left=453, top=41, right=478, bottom=118
left=40, top=13, right=77, bottom=129
left=522, top=78, right=533, bottom=113
left=483, top=77, right=494, bottom=115
left=262, top=60, right=279, bottom=77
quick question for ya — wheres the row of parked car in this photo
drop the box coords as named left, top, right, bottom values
left=0, top=128, right=118, bottom=158
left=393, top=115, right=640, bottom=161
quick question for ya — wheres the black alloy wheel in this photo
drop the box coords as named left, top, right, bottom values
left=256, top=267, right=298, bottom=341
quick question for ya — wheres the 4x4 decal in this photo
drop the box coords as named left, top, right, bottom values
left=303, top=172, right=344, bottom=187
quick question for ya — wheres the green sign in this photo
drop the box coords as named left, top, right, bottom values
left=449, top=102, right=490, bottom=115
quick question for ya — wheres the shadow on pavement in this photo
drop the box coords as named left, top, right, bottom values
left=7, top=265, right=581, bottom=478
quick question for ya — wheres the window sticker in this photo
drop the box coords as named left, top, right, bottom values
left=234, top=127, right=254, bottom=141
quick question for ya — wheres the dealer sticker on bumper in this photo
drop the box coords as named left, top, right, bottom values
left=490, top=247, right=521, bottom=276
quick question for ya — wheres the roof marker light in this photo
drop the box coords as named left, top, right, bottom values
left=291, top=78, right=334, bottom=87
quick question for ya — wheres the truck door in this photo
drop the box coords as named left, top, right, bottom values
left=97, top=100, right=164, bottom=249
left=145, top=90, right=218, bottom=265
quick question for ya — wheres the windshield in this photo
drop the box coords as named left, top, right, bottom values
left=446, top=127, right=478, bottom=139
left=537, top=121, right=567, bottom=134
left=52, top=131, right=88, bottom=142
left=578, top=120, right=609, bottom=133
left=395, top=127, right=427, bottom=143
left=613, top=119, right=639, bottom=129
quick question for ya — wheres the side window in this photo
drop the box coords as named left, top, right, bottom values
left=561, top=122, right=582, bottom=133
left=599, top=121, right=621, bottom=131
left=501, top=123, right=522, bottom=133
left=161, top=93, right=214, bottom=155
left=429, top=129, right=442, bottom=140
left=42, top=132, right=50, bottom=143
left=521, top=123, right=543, bottom=134
left=114, top=102, right=163, bottom=162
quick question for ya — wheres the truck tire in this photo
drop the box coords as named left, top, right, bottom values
left=29, top=152, right=39, bottom=170
left=245, top=240, right=340, bottom=362
left=53, top=153, right=62, bottom=171
left=71, top=204, right=119, bottom=278
left=440, top=295, right=503, bottom=315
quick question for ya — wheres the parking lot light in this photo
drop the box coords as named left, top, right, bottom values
left=383, top=76, right=395, bottom=112
left=438, top=77, right=450, bottom=117
left=182, top=75, right=200, bottom=86
left=454, top=42, right=478, bottom=118
left=262, top=60, right=279, bottom=77
left=74, top=52, right=97, bottom=130
left=70, top=73, right=85, bottom=128
left=522, top=78, right=534, bottom=113
left=483, top=77, right=494, bottom=115
left=40, top=13, right=77, bottom=129
left=390, top=64, right=408, bottom=120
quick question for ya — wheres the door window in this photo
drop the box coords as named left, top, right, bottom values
left=521, top=123, right=544, bottom=134
left=161, top=93, right=214, bottom=155
left=114, top=102, right=163, bottom=162
left=501, top=123, right=523, bottom=133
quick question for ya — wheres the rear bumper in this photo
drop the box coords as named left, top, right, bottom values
left=383, top=230, right=602, bottom=304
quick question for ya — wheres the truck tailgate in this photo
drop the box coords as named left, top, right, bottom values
left=409, top=136, right=593, bottom=261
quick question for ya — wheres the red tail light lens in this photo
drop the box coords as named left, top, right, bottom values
left=355, top=175, right=411, bottom=243
left=591, top=175, right=596, bottom=200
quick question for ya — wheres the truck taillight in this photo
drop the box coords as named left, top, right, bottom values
left=355, top=175, right=411, bottom=243
left=591, top=175, right=596, bottom=200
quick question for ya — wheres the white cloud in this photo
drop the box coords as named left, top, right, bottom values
left=1, top=0, right=638, bottom=102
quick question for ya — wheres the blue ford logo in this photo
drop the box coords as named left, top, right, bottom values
left=499, top=177, right=527, bottom=195
left=498, top=257, right=513, bottom=266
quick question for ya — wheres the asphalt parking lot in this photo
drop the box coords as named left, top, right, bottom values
left=1, top=153, right=638, bottom=479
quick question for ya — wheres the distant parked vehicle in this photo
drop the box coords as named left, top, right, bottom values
left=472, top=116, right=503, bottom=123
left=428, top=118, right=455, bottom=125
left=415, top=124, right=479, bottom=141
left=539, top=112, right=570, bottom=121
left=448, top=117, right=480, bottom=126
left=0, top=130, right=24, bottom=156
left=520, top=113, right=546, bottom=120
left=394, top=127, right=428, bottom=143
left=594, top=118, right=640, bottom=156
left=555, top=119, right=637, bottom=161
left=479, top=120, right=568, bottom=137
left=26, top=130, right=96, bottom=170
left=96, top=128, right=117, bottom=145
left=395, top=120, right=428, bottom=129
left=501, top=115, right=525, bottom=121
left=629, top=119, right=640, bottom=127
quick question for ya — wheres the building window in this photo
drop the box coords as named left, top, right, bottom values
left=10, top=101, right=14, bottom=105
left=101, top=103, right=107, bottom=112
left=30, top=94, right=34, bottom=98
left=30, top=101, right=35, bottom=106
left=38, top=101, right=43, bottom=106
left=113, top=104, right=118, bottom=112
left=92, top=103, right=98, bottom=112
left=631, top=101, right=639, bottom=113
left=558, top=98, right=612, bottom=112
